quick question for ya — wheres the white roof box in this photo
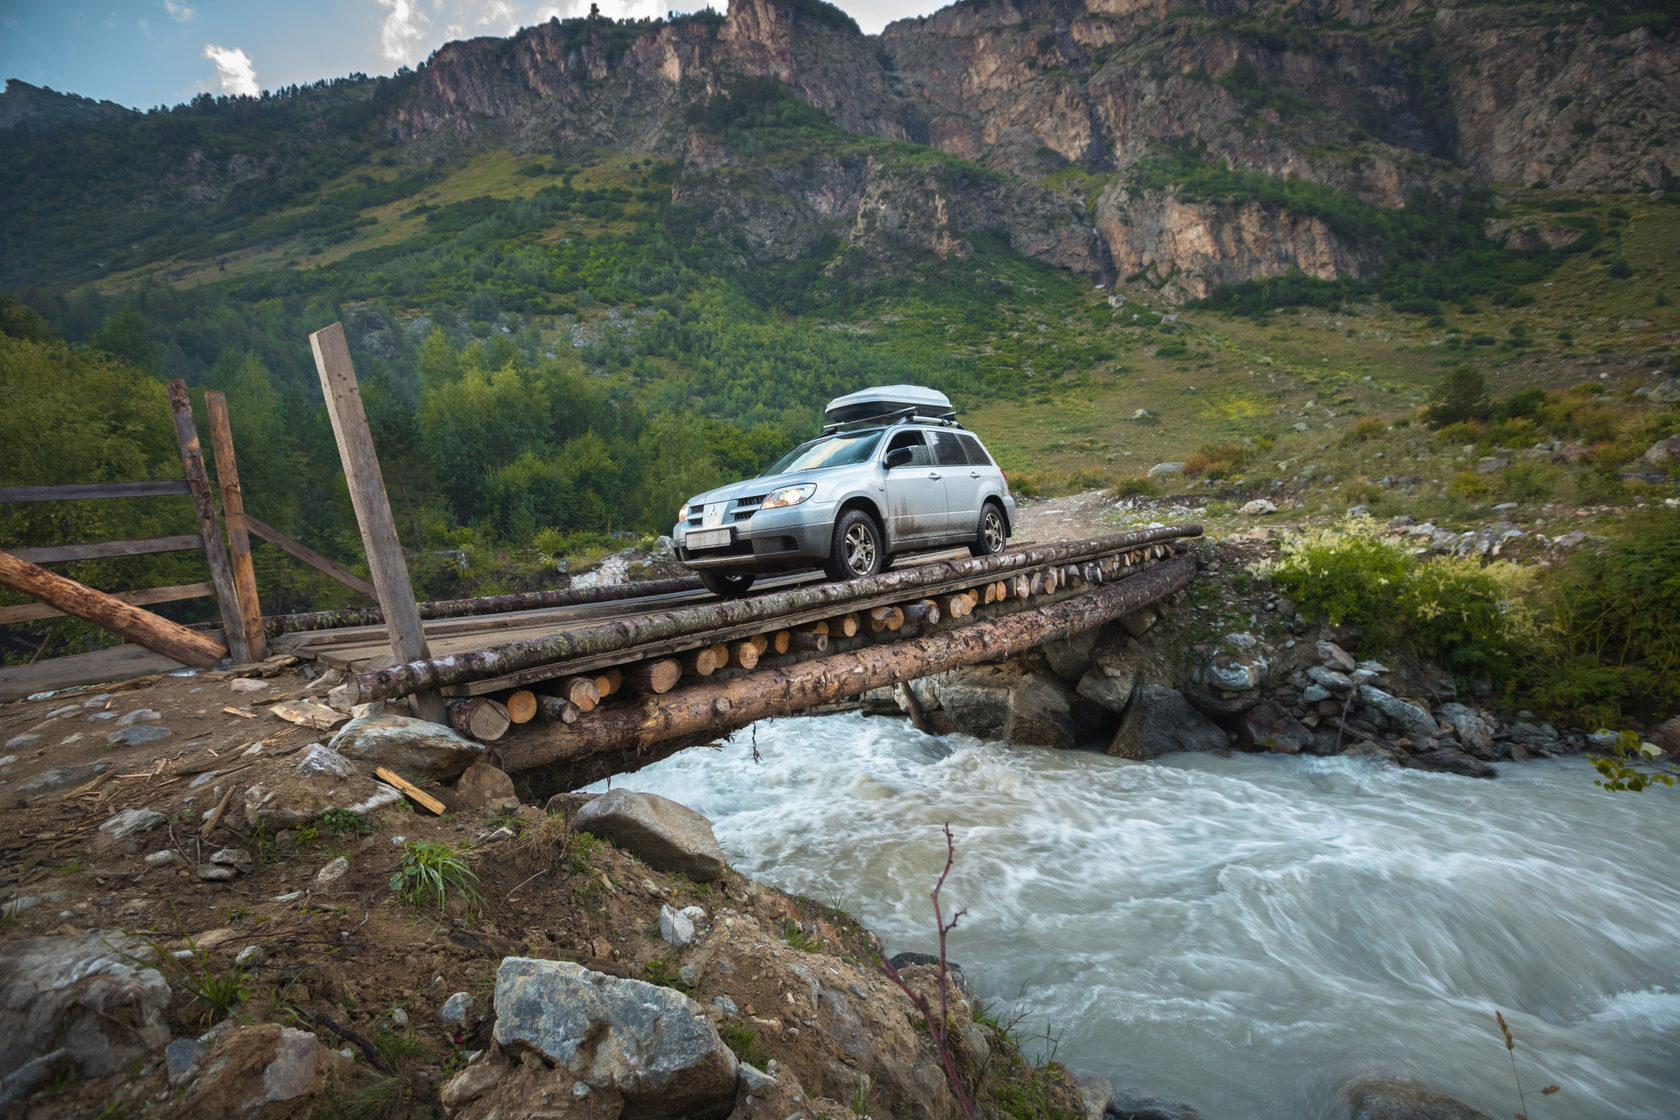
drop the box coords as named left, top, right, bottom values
left=824, top=384, right=953, bottom=425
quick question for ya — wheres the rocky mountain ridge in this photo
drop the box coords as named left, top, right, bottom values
left=384, top=0, right=1678, bottom=297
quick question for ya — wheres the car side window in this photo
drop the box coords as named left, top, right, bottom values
left=884, top=430, right=931, bottom=467
left=931, top=430, right=968, bottom=466
left=958, top=434, right=992, bottom=467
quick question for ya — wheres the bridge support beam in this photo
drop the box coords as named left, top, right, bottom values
left=499, top=554, right=1198, bottom=793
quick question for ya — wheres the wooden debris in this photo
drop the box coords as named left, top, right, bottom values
left=268, top=700, right=348, bottom=731
left=448, top=697, right=511, bottom=742
left=558, top=676, right=601, bottom=712
left=505, top=690, right=538, bottom=724
left=223, top=706, right=259, bottom=719
left=374, top=767, right=445, bottom=814
left=537, top=695, right=581, bottom=724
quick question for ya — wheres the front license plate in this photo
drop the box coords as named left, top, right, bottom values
left=686, top=528, right=732, bottom=550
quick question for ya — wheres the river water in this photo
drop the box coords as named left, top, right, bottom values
left=588, top=713, right=1680, bottom=1119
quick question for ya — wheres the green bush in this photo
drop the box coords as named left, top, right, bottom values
left=1532, top=509, right=1680, bottom=725
left=1259, top=520, right=1537, bottom=683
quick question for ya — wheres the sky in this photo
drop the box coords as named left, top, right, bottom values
left=0, top=0, right=938, bottom=111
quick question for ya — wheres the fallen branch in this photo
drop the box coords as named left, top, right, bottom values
left=292, top=1006, right=392, bottom=1073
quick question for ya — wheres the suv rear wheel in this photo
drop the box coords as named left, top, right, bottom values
left=825, top=509, right=883, bottom=581
left=698, top=571, right=756, bottom=598
left=968, top=501, right=1008, bottom=558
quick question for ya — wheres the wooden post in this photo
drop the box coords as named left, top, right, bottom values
left=309, top=323, right=446, bottom=724
left=203, top=391, right=267, bottom=661
left=167, top=381, right=249, bottom=664
left=0, top=550, right=228, bottom=667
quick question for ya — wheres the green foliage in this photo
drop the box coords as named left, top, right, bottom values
left=1533, top=508, right=1680, bottom=725
left=125, top=920, right=250, bottom=1025
left=1424, top=366, right=1489, bottom=428
left=1260, top=520, right=1537, bottom=683
left=1591, top=731, right=1678, bottom=792
left=390, top=840, right=481, bottom=918
left=641, top=958, right=683, bottom=988
left=781, top=918, right=821, bottom=952
left=320, top=809, right=378, bottom=836
left=719, top=1022, right=771, bottom=1070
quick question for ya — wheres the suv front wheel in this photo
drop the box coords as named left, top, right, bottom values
left=969, top=501, right=1008, bottom=558
left=825, top=509, right=883, bottom=581
left=698, top=571, right=756, bottom=598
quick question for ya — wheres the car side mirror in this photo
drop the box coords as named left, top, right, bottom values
left=885, top=447, right=914, bottom=469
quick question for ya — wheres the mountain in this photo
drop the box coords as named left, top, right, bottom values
left=2, top=0, right=1675, bottom=300
left=0, top=79, right=137, bottom=132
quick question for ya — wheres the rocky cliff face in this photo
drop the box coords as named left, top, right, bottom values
left=386, top=0, right=1679, bottom=300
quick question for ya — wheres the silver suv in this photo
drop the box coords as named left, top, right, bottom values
left=673, top=391, right=1017, bottom=597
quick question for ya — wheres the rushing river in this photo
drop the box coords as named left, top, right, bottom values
left=588, top=713, right=1680, bottom=1119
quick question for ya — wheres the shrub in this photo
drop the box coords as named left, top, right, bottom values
left=1182, top=442, right=1248, bottom=479
left=1258, top=520, right=1536, bottom=683
left=1114, top=475, right=1156, bottom=499
left=1446, top=471, right=1492, bottom=500
left=390, top=840, right=481, bottom=918
left=1346, top=416, right=1387, bottom=443
left=1531, top=509, right=1680, bottom=725
left=1424, top=366, right=1490, bottom=428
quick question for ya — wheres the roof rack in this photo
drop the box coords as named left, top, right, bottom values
left=821, top=408, right=964, bottom=435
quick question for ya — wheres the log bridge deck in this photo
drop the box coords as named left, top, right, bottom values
left=280, top=525, right=1202, bottom=792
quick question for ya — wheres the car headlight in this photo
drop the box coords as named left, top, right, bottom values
left=677, top=502, right=692, bottom=520
left=760, top=484, right=816, bottom=510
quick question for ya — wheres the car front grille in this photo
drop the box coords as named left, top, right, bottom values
left=731, top=494, right=767, bottom=521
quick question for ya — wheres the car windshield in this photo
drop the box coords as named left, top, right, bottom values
left=764, top=429, right=885, bottom=475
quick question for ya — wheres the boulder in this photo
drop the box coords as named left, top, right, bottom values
left=99, top=807, right=166, bottom=841
left=1315, top=640, right=1357, bottom=673
left=1402, top=749, right=1497, bottom=779
left=492, top=958, right=737, bottom=1117
left=1237, top=701, right=1312, bottom=754
left=1238, top=499, right=1277, bottom=515
left=177, top=1023, right=348, bottom=1119
left=936, top=666, right=1098, bottom=749
left=659, top=905, right=695, bottom=948
left=1119, top=605, right=1159, bottom=638
left=1147, top=461, right=1185, bottom=478
left=106, top=723, right=173, bottom=748
left=452, top=761, right=516, bottom=810
left=1307, top=666, right=1355, bottom=694
left=1436, top=703, right=1496, bottom=757
left=1043, top=629, right=1099, bottom=682
left=574, top=789, right=727, bottom=881
left=1108, top=687, right=1229, bottom=760
left=328, top=715, right=483, bottom=781
left=1204, top=650, right=1266, bottom=691
left=0, top=931, right=171, bottom=1078
left=1358, top=686, right=1441, bottom=743
left=1077, top=1074, right=1114, bottom=1120
left=1346, top=1077, right=1493, bottom=1119
left=241, top=745, right=402, bottom=827
left=1076, top=664, right=1136, bottom=712
left=1181, top=683, right=1264, bottom=716
left=1105, top=1093, right=1206, bottom=1120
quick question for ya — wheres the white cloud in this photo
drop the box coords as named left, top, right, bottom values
left=376, top=0, right=431, bottom=64
left=203, top=44, right=259, bottom=96
left=165, top=1, right=195, bottom=21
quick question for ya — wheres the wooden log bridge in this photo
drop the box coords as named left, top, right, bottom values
left=502, top=553, right=1199, bottom=792
left=346, top=525, right=1200, bottom=707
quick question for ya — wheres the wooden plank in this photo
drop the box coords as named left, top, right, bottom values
left=0, top=581, right=214, bottom=625
left=0, top=480, right=191, bottom=504
left=168, top=380, right=251, bottom=664
left=236, top=513, right=378, bottom=601
left=11, top=535, right=204, bottom=564
left=0, top=549, right=228, bottom=668
left=204, top=392, right=267, bottom=660
left=374, top=767, right=445, bottom=814
left=310, top=322, right=445, bottom=725
left=0, top=643, right=188, bottom=703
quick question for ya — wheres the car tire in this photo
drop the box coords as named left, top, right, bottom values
left=825, top=509, right=884, bottom=581
left=698, top=571, right=756, bottom=598
left=968, top=501, right=1008, bottom=558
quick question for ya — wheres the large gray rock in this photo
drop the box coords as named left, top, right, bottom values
left=493, top=958, right=737, bottom=1117
left=1076, top=664, right=1136, bottom=712
left=328, top=715, right=483, bottom=781
left=574, top=789, right=726, bottom=881
left=1203, top=648, right=1266, bottom=691
left=1403, top=749, right=1497, bottom=779
left=1237, top=700, right=1312, bottom=754
left=242, top=744, right=402, bottom=827
left=936, top=665, right=1098, bottom=749
left=1346, top=1077, right=1493, bottom=1119
left=1316, top=640, right=1357, bottom=673
left=1043, top=629, right=1098, bottom=682
left=1108, top=687, right=1229, bottom=760
left=1436, top=703, right=1496, bottom=757
left=1105, top=1092, right=1206, bottom=1120
left=178, top=1023, right=347, bottom=1118
left=1359, top=686, right=1441, bottom=743
left=0, top=931, right=171, bottom=1078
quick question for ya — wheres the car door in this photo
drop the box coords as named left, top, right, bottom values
left=880, top=428, right=946, bottom=546
left=930, top=429, right=981, bottom=538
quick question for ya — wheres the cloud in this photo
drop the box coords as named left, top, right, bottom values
left=165, top=1, right=194, bottom=21
left=376, top=0, right=431, bottom=64
left=203, top=44, right=259, bottom=96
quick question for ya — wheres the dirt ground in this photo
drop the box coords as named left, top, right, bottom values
left=0, top=660, right=1083, bottom=1119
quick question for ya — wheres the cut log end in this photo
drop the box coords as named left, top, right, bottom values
left=505, top=689, right=538, bottom=724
